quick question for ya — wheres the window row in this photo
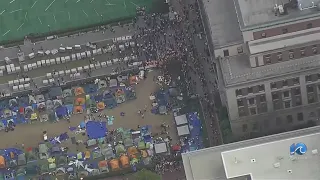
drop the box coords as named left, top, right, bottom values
left=305, top=74, right=320, bottom=83
left=237, top=95, right=266, bottom=107
left=260, top=23, right=313, bottom=38
left=242, top=112, right=305, bottom=132
left=270, top=77, right=300, bottom=89
left=235, top=85, right=265, bottom=97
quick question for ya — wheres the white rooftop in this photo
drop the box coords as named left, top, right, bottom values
left=175, top=114, right=188, bottom=126
left=182, top=126, right=320, bottom=180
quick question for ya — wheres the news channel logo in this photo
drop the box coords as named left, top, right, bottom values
left=290, top=143, right=307, bottom=155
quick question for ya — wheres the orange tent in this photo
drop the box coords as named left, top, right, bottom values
left=109, top=159, right=120, bottom=170
left=75, top=97, right=85, bottom=106
left=97, top=102, right=105, bottom=110
left=120, top=155, right=129, bottom=168
left=98, top=160, right=108, bottom=168
left=75, top=87, right=85, bottom=96
left=74, top=106, right=83, bottom=113
left=128, top=147, right=138, bottom=157
left=0, top=156, right=5, bottom=168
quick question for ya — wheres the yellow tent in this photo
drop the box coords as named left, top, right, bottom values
left=0, top=156, right=5, bottom=168
left=30, top=113, right=38, bottom=121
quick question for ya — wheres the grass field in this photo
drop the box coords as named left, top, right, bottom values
left=0, top=0, right=155, bottom=42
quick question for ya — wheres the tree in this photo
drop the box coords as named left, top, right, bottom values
left=133, top=169, right=161, bottom=180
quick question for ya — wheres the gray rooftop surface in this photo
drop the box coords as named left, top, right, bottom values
left=234, top=0, right=320, bottom=30
left=182, top=126, right=320, bottom=180
left=202, top=0, right=242, bottom=48
left=220, top=52, right=320, bottom=86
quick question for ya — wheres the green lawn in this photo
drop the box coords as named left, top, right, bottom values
left=0, top=0, right=155, bottom=42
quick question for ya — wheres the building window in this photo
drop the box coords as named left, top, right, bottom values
left=276, top=52, right=282, bottom=61
left=237, top=47, right=243, bottom=54
left=284, top=101, right=291, bottom=108
left=265, top=55, right=271, bottom=64
left=306, top=75, right=312, bottom=82
left=272, top=93, right=279, bottom=100
left=308, top=94, right=315, bottom=104
left=287, top=115, right=293, bottom=123
left=307, top=23, right=313, bottom=29
left=260, top=95, right=266, bottom=102
left=258, top=85, right=265, bottom=92
left=312, top=45, right=318, bottom=54
left=297, top=112, right=304, bottom=121
left=307, top=85, right=314, bottom=93
left=235, top=89, right=242, bottom=97
left=318, top=84, right=320, bottom=91
left=300, top=48, right=305, bottom=56
left=289, top=50, right=294, bottom=59
left=252, top=123, right=258, bottom=131
left=248, top=87, right=253, bottom=94
left=293, top=77, right=300, bottom=85
left=283, top=80, right=288, bottom=86
left=294, top=88, right=301, bottom=95
left=248, top=98, right=255, bottom=105
left=242, top=124, right=248, bottom=132
left=271, top=82, right=277, bottom=89
left=223, top=50, right=229, bottom=57
left=276, top=117, right=282, bottom=125
left=264, top=119, right=269, bottom=129
left=237, top=99, right=244, bottom=107
left=283, top=91, right=290, bottom=98
left=250, top=107, right=257, bottom=115
left=261, top=32, right=266, bottom=38
left=296, top=96, right=302, bottom=106
left=282, top=28, right=288, bottom=34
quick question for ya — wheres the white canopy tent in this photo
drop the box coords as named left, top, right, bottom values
left=175, top=114, right=188, bottom=126
left=177, top=125, right=190, bottom=136
left=154, top=142, right=168, bottom=154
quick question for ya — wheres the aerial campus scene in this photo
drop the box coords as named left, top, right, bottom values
left=2, top=0, right=320, bottom=179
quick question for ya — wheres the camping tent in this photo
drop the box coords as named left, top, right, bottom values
left=98, top=160, right=109, bottom=172
left=115, top=144, right=125, bottom=155
left=75, top=97, right=85, bottom=106
left=74, top=87, right=85, bottom=96
left=120, top=155, right=129, bottom=168
left=28, top=95, right=36, bottom=104
left=0, top=156, right=5, bottom=168
left=53, top=99, right=62, bottom=108
left=49, top=87, right=63, bottom=99
left=128, top=147, right=138, bottom=157
left=37, top=102, right=46, bottom=111
left=98, top=80, right=107, bottom=89
left=35, top=94, right=45, bottom=103
left=17, top=153, right=26, bottom=165
left=8, top=99, right=18, bottom=107
left=97, top=102, right=105, bottom=110
left=39, top=144, right=49, bottom=159
left=45, top=100, right=54, bottom=110
left=74, top=106, right=83, bottom=114
left=62, top=89, right=72, bottom=98
left=109, top=159, right=120, bottom=171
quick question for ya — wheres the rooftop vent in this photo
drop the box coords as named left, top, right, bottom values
left=297, top=0, right=317, bottom=10
left=250, top=158, right=256, bottom=163
left=312, top=149, right=318, bottom=154
left=273, top=162, right=281, bottom=168
left=287, top=170, right=293, bottom=174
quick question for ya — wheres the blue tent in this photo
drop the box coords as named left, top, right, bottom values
left=55, top=106, right=68, bottom=118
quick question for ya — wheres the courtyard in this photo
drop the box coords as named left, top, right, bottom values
left=0, top=0, right=155, bottom=42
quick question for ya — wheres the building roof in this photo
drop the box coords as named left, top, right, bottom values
left=220, top=52, right=320, bottom=86
left=177, top=125, right=190, bottom=136
left=201, top=0, right=242, bottom=49
left=182, top=126, right=320, bottom=180
left=234, top=0, right=320, bottom=30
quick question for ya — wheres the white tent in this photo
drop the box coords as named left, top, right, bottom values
left=177, top=125, right=190, bottom=136
left=154, top=142, right=167, bottom=154
left=175, top=114, right=188, bottom=126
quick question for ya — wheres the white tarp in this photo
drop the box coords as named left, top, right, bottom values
left=177, top=125, right=190, bottom=136
left=175, top=114, right=188, bottom=126
left=155, top=142, right=167, bottom=154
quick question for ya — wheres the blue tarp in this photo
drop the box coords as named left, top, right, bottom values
left=181, top=112, right=204, bottom=152
left=86, top=121, right=107, bottom=139
left=49, top=132, right=69, bottom=145
left=94, top=94, right=103, bottom=102
left=2, top=148, right=23, bottom=160
left=65, top=104, right=74, bottom=115
left=155, top=90, right=169, bottom=106
left=55, top=106, right=68, bottom=117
